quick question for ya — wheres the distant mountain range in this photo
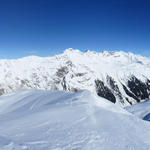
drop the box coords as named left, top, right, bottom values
left=1, top=48, right=150, bottom=106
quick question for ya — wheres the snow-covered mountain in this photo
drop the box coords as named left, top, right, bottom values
left=1, top=48, right=150, bottom=106
left=0, top=89, right=150, bottom=150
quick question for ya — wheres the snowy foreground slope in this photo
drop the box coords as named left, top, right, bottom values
left=1, top=48, right=150, bottom=106
left=0, top=90, right=150, bottom=150
left=126, top=99, right=150, bottom=121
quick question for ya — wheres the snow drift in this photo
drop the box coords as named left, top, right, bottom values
left=126, top=99, right=150, bottom=121
left=0, top=90, right=150, bottom=150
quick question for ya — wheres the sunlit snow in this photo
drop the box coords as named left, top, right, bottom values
left=0, top=89, right=150, bottom=150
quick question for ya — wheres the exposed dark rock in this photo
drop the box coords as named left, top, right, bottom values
left=20, top=79, right=31, bottom=87
left=70, top=88, right=79, bottom=92
left=75, top=73, right=86, bottom=77
left=125, top=97, right=132, bottom=105
left=61, top=77, right=67, bottom=90
left=95, top=79, right=116, bottom=103
left=94, top=75, right=150, bottom=105
left=56, top=66, right=68, bottom=78
left=106, top=76, right=123, bottom=100
left=0, top=89, right=5, bottom=95
left=122, top=84, right=140, bottom=102
left=66, top=61, right=73, bottom=67
left=127, top=76, right=150, bottom=101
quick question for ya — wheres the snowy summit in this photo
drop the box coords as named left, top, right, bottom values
left=0, top=49, right=150, bottom=106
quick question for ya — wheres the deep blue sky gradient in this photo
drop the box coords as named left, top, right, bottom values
left=0, top=0, right=150, bottom=58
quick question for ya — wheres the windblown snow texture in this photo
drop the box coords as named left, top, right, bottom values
left=1, top=48, right=150, bottom=106
left=0, top=90, right=150, bottom=150
left=126, top=98, right=150, bottom=121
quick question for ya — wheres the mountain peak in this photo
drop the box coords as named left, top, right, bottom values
left=101, top=50, right=129, bottom=56
left=63, top=48, right=82, bottom=54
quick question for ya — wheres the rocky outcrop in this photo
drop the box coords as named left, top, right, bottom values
left=95, top=79, right=116, bottom=103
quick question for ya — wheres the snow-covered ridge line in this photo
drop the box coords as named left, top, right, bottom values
left=0, top=48, right=150, bottom=106
left=0, top=89, right=150, bottom=150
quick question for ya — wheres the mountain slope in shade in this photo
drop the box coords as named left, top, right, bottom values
left=0, top=90, right=150, bottom=150
left=1, top=48, right=150, bottom=106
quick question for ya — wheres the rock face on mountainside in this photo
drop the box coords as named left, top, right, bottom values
left=1, top=48, right=150, bottom=106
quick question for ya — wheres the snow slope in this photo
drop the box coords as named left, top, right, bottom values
left=126, top=99, right=150, bottom=121
left=1, top=48, right=150, bottom=106
left=0, top=90, right=150, bottom=150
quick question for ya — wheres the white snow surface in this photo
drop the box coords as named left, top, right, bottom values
left=1, top=48, right=150, bottom=106
left=126, top=99, right=150, bottom=121
left=0, top=89, right=150, bottom=150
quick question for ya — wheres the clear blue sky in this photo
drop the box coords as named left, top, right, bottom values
left=0, top=0, right=150, bottom=58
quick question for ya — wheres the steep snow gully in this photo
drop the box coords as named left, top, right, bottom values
left=0, top=90, right=150, bottom=150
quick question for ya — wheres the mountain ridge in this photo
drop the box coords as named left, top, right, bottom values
left=0, top=48, right=150, bottom=106
left=0, top=89, right=150, bottom=150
